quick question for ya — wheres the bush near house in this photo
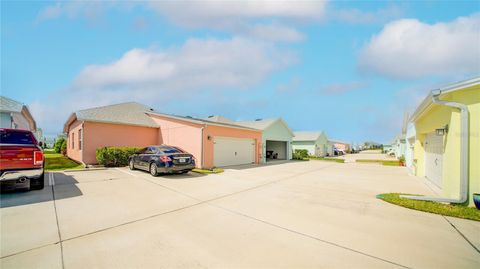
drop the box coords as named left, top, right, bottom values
left=54, top=137, right=65, bottom=153
left=292, top=149, right=309, bottom=160
left=60, top=139, right=67, bottom=155
left=96, top=147, right=142, bottom=167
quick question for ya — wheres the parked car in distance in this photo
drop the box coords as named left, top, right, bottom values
left=334, top=148, right=345, bottom=156
left=0, top=128, right=44, bottom=191
left=129, top=145, right=195, bottom=176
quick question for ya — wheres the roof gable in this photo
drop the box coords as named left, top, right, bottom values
left=236, top=118, right=294, bottom=137
left=293, top=131, right=324, bottom=142
left=0, top=96, right=24, bottom=113
left=64, top=102, right=159, bottom=132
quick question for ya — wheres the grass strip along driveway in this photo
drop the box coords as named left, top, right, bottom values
left=309, top=157, right=345, bottom=163
left=377, top=193, right=480, bottom=221
left=44, top=151, right=83, bottom=171
left=356, top=159, right=402, bottom=166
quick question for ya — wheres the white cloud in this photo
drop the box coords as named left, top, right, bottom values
left=147, top=1, right=327, bottom=26
left=29, top=37, right=297, bottom=134
left=73, top=37, right=295, bottom=90
left=36, top=1, right=326, bottom=42
left=36, top=1, right=111, bottom=23
left=358, top=13, right=480, bottom=79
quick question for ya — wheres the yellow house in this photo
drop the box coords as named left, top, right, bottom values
left=409, top=77, right=479, bottom=206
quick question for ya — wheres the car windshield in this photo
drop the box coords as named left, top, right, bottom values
left=0, top=130, right=35, bottom=145
left=158, top=146, right=184, bottom=154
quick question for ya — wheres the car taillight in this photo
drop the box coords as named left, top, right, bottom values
left=160, top=156, right=172, bottom=162
left=34, top=151, right=44, bottom=166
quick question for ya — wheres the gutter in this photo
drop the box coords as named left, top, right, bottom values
left=200, top=126, right=205, bottom=168
left=401, top=89, right=469, bottom=204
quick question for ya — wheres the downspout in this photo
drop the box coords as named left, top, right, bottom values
left=200, top=126, right=205, bottom=169
left=81, top=121, right=86, bottom=167
left=401, top=89, right=469, bottom=204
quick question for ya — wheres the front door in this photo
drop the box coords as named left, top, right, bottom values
left=425, top=132, right=444, bottom=188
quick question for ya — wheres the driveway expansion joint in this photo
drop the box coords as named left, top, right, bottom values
left=442, top=216, right=480, bottom=254
left=50, top=172, right=65, bottom=269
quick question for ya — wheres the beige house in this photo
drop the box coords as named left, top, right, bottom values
left=0, top=96, right=39, bottom=139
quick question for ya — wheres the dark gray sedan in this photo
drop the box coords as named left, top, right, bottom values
left=129, top=145, right=195, bottom=176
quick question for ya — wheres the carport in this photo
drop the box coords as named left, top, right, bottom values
left=266, top=140, right=287, bottom=161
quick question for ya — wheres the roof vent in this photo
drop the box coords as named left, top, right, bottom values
left=149, top=108, right=154, bottom=111
left=208, top=115, right=214, bottom=118
left=186, top=116, right=192, bottom=118
left=255, top=118, right=262, bottom=121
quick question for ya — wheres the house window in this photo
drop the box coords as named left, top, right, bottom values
left=78, top=129, right=82, bottom=150
left=71, top=132, right=75, bottom=149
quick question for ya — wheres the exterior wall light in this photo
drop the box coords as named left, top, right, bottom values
left=435, top=124, right=449, bottom=136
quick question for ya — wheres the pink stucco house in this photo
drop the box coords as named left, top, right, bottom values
left=64, top=102, right=262, bottom=168
left=329, top=139, right=351, bottom=152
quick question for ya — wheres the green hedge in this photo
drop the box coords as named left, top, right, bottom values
left=96, top=147, right=142, bottom=167
left=292, top=149, right=309, bottom=160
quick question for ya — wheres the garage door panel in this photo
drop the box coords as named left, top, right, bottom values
left=425, top=132, right=443, bottom=188
left=214, top=137, right=255, bottom=167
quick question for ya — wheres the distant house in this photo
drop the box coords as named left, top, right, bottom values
left=0, top=96, right=40, bottom=139
left=392, top=134, right=406, bottom=158
left=329, top=139, right=351, bottom=152
left=410, top=76, right=479, bottom=205
left=405, top=122, right=416, bottom=173
left=292, top=132, right=329, bottom=157
left=392, top=113, right=409, bottom=159
left=236, top=118, right=294, bottom=162
left=64, top=102, right=262, bottom=168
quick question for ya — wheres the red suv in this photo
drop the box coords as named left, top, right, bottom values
left=0, top=128, right=44, bottom=191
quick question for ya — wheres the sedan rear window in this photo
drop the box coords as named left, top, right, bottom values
left=158, top=147, right=184, bottom=154
left=0, top=130, right=35, bottom=145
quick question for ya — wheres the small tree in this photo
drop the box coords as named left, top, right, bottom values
left=60, top=139, right=67, bottom=156
left=54, top=137, right=65, bottom=153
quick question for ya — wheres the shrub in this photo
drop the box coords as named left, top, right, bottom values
left=292, top=149, right=309, bottom=160
left=96, top=147, right=142, bottom=167
left=60, top=139, right=67, bottom=156
left=54, top=137, right=65, bottom=153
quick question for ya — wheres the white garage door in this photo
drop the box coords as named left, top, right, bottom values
left=213, top=137, right=255, bottom=167
left=425, top=132, right=444, bottom=188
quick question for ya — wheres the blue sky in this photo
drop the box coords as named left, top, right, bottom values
left=2, top=1, right=479, bottom=143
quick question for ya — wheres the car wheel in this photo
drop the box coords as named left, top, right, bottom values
left=30, top=173, right=45, bottom=190
left=150, top=163, right=158, bottom=177
left=129, top=159, right=135, bottom=170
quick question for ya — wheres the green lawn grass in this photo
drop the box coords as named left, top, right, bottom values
left=44, top=153, right=83, bottom=171
left=356, top=159, right=401, bottom=166
left=192, top=168, right=224, bottom=174
left=377, top=193, right=480, bottom=221
left=308, top=157, right=345, bottom=163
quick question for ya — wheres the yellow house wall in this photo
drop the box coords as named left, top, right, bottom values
left=414, top=84, right=480, bottom=205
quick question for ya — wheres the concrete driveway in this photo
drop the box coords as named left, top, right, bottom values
left=1, top=159, right=479, bottom=268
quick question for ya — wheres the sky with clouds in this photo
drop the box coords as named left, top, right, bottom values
left=2, top=0, right=479, bottom=144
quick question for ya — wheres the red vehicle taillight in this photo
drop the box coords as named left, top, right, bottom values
left=34, top=151, right=44, bottom=166
left=160, top=156, right=172, bottom=162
